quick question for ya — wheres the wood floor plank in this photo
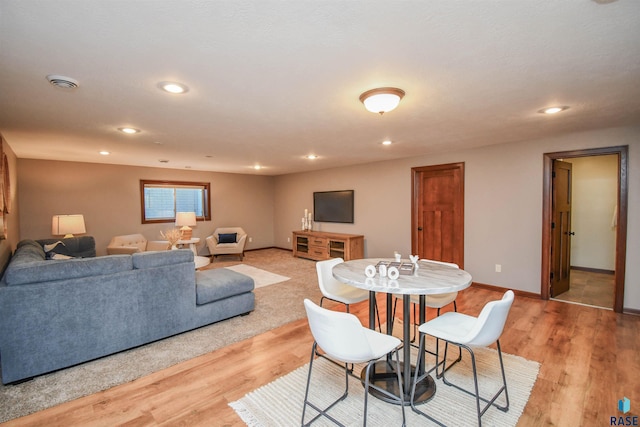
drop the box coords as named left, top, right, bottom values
left=2, top=284, right=638, bottom=427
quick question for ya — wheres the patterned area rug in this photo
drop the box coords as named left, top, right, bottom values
left=225, top=264, right=290, bottom=288
left=231, top=346, right=540, bottom=426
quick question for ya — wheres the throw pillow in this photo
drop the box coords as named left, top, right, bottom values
left=218, top=233, right=237, bottom=244
left=43, top=241, right=74, bottom=260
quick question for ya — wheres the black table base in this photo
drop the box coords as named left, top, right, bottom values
left=360, top=360, right=436, bottom=406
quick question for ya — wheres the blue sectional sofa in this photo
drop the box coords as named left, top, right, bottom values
left=0, top=237, right=255, bottom=384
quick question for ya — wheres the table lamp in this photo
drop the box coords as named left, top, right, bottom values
left=175, top=212, right=196, bottom=240
left=52, top=214, right=86, bottom=238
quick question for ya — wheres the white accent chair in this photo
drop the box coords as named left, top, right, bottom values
left=106, top=234, right=169, bottom=255
left=301, top=299, right=406, bottom=427
left=411, top=290, right=515, bottom=427
left=316, top=257, right=380, bottom=331
left=205, top=227, right=247, bottom=260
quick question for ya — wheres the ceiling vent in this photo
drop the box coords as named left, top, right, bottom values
left=46, top=75, right=79, bottom=89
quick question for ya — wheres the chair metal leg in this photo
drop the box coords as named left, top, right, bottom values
left=302, top=342, right=406, bottom=427
left=363, top=348, right=406, bottom=427
left=409, top=334, right=446, bottom=426
left=301, top=342, right=349, bottom=427
left=439, top=340, right=510, bottom=426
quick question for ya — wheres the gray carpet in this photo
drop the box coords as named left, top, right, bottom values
left=0, top=249, right=320, bottom=423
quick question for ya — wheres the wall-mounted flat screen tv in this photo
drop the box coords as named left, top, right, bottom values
left=313, top=190, right=354, bottom=223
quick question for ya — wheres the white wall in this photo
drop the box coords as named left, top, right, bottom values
left=274, top=125, right=640, bottom=311
left=569, top=155, right=618, bottom=271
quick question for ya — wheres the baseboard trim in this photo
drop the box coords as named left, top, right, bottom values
left=471, top=282, right=541, bottom=299
left=571, top=266, right=615, bottom=275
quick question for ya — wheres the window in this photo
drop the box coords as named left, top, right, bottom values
left=140, top=180, right=211, bottom=223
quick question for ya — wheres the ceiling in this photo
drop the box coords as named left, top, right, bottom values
left=1, top=0, right=639, bottom=176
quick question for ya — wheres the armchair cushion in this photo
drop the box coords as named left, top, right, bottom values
left=218, top=233, right=237, bottom=244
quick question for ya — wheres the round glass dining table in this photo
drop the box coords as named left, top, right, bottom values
left=333, top=258, right=472, bottom=405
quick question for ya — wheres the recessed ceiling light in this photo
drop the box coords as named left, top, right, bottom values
left=382, top=140, right=393, bottom=146
left=46, top=74, right=79, bottom=89
left=538, top=106, right=570, bottom=115
left=99, top=151, right=110, bottom=156
left=158, top=81, right=189, bottom=94
left=306, top=155, right=318, bottom=160
left=118, top=127, right=140, bottom=134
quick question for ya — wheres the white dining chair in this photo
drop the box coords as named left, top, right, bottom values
left=316, top=257, right=380, bottom=331
left=301, top=299, right=406, bottom=427
left=411, top=290, right=515, bottom=427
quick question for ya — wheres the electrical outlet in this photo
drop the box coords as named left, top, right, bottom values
left=495, top=264, right=502, bottom=273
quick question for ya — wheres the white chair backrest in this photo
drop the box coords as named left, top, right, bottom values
left=214, top=227, right=246, bottom=241
left=316, top=257, right=346, bottom=298
left=304, top=299, right=374, bottom=363
left=421, top=259, right=459, bottom=269
left=461, top=290, right=514, bottom=347
left=111, top=234, right=147, bottom=252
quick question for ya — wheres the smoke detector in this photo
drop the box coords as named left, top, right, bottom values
left=46, top=75, right=79, bottom=89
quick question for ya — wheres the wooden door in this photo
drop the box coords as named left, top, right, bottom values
left=411, top=163, right=464, bottom=267
left=551, top=160, right=573, bottom=297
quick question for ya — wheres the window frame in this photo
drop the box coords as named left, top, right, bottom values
left=140, top=179, right=211, bottom=224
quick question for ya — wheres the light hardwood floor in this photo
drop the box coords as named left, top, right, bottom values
left=3, top=286, right=639, bottom=426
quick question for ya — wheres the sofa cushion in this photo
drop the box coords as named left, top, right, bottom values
left=4, top=255, right=133, bottom=286
left=218, top=233, right=237, bottom=244
left=132, top=249, right=193, bottom=269
left=195, top=268, right=254, bottom=305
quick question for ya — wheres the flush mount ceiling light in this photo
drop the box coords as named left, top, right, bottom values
left=158, top=81, right=189, bottom=94
left=118, top=127, right=140, bottom=134
left=538, top=106, right=570, bottom=115
left=46, top=74, right=79, bottom=89
left=359, top=87, right=405, bottom=115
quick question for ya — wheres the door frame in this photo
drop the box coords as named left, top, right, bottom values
left=541, top=146, right=628, bottom=313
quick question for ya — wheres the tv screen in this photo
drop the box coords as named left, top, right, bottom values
left=313, top=190, right=354, bottom=223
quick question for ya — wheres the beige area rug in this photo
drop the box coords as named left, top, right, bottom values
left=225, top=264, right=290, bottom=288
left=230, top=345, right=540, bottom=427
left=0, top=249, right=320, bottom=423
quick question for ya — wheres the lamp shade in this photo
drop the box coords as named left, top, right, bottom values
left=359, top=87, right=405, bottom=115
left=175, top=212, right=197, bottom=227
left=52, top=214, right=86, bottom=238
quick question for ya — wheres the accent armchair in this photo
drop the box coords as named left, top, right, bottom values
left=205, top=227, right=247, bottom=260
left=106, top=233, right=169, bottom=255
